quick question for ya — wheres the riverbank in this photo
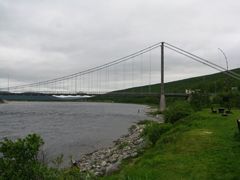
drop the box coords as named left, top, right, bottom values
left=76, top=124, right=146, bottom=176
left=73, top=105, right=164, bottom=176
left=103, top=109, right=240, bottom=179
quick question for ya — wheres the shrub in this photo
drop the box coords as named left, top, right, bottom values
left=60, top=167, right=97, bottom=180
left=137, top=120, right=152, bottom=125
left=143, top=122, right=172, bottom=145
left=212, top=92, right=240, bottom=108
left=0, top=134, right=49, bottom=179
left=190, top=92, right=210, bottom=110
left=164, top=101, right=193, bottom=124
left=0, top=134, right=94, bottom=179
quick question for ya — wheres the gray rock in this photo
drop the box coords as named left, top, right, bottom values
left=94, top=172, right=102, bottom=176
left=123, top=146, right=131, bottom=151
left=76, top=124, right=146, bottom=176
left=80, top=167, right=87, bottom=172
left=100, top=154, right=105, bottom=159
left=109, top=153, right=119, bottom=163
left=122, top=154, right=130, bottom=160
left=105, top=161, right=121, bottom=175
left=131, top=152, right=138, bottom=158
left=101, top=161, right=107, bottom=167
left=109, top=157, right=117, bottom=163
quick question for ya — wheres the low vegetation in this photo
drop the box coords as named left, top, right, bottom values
left=104, top=109, right=240, bottom=179
left=0, top=134, right=47, bottom=179
left=164, top=101, right=193, bottom=124
left=142, top=122, right=172, bottom=145
left=0, top=134, right=96, bottom=179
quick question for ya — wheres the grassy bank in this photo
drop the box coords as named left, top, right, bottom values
left=103, top=109, right=240, bottom=179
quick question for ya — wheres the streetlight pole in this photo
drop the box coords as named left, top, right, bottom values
left=218, top=48, right=228, bottom=71
left=218, top=48, right=230, bottom=96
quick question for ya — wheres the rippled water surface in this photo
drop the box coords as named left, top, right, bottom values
left=0, top=102, right=148, bottom=165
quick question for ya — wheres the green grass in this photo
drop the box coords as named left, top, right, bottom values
left=103, top=109, right=240, bottom=180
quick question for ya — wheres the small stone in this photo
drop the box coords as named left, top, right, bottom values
left=94, top=172, right=102, bottom=176
left=109, top=157, right=117, bottom=163
left=122, top=154, right=130, bottom=160
left=131, top=152, right=138, bottom=157
left=134, top=138, right=144, bottom=145
left=105, top=161, right=121, bottom=175
left=111, top=153, right=119, bottom=160
left=123, top=146, right=131, bottom=151
left=118, top=155, right=123, bottom=161
left=101, top=161, right=107, bottom=167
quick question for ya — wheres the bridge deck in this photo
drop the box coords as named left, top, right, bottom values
left=0, top=92, right=187, bottom=97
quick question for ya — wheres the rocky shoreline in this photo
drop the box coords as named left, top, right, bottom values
left=75, top=124, right=146, bottom=176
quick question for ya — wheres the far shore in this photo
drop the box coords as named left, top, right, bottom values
left=0, top=99, right=5, bottom=103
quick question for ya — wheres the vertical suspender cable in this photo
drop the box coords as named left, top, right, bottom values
left=148, top=50, right=152, bottom=94
left=140, top=54, right=143, bottom=93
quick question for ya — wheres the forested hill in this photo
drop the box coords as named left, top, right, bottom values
left=92, top=68, right=240, bottom=105
left=120, top=68, right=240, bottom=94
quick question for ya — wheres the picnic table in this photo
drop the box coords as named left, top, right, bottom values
left=218, top=108, right=225, bottom=114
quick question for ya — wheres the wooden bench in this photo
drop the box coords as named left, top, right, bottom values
left=218, top=108, right=228, bottom=116
left=218, top=108, right=225, bottom=114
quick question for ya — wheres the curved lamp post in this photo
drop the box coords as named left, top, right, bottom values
left=218, top=48, right=230, bottom=94
left=218, top=48, right=229, bottom=71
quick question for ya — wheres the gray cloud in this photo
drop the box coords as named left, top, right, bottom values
left=0, top=0, right=239, bottom=89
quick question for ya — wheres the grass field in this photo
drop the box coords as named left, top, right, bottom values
left=103, top=109, right=240, bottom=180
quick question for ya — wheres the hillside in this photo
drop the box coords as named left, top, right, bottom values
left=121, top=68, right=240, bottom=94
left=92, top=68, right=240, bottom=105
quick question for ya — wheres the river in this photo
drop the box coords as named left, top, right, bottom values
left=0, top=101, right=148, bottom=166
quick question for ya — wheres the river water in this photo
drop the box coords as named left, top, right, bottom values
left=0, top=102, right=148, bottom=166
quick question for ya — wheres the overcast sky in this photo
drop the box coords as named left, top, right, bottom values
left=0, top=0, right=239, bottom=88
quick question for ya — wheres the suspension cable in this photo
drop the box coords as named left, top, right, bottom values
left=165, top=45, right=240, bottom=80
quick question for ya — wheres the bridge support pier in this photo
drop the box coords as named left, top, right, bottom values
left=160, top=94, right=166, bottom=112
left=160, top=42, right=166, bottom=112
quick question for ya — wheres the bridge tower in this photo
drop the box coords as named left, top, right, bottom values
left=160, top=42, right=166, bottom=112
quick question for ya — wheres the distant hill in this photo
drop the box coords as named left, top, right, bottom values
left=92, top=68, right=240, bottom=105
left=121, top=68, right=240, bottom=94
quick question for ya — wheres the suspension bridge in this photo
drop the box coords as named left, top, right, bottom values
left=1, top=42, right=240, bottom=110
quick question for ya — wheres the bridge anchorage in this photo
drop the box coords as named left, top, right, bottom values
left=1, top=42, right=240, bottom=111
